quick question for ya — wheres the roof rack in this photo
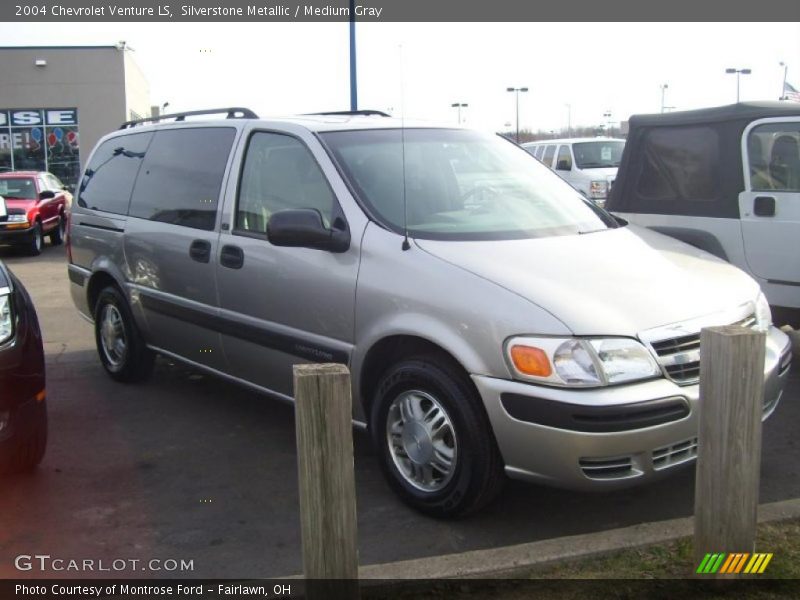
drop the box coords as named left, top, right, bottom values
left=120, top=107, right=258, bottom=129
left=305, top=110, right=391, bottom=117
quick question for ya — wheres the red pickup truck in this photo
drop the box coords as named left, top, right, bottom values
left=0, top=171, right=71, bottom=256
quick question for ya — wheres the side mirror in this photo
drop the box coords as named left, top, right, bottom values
left=267, top=208, right=350, bottom=253
left=39, top=190, right=56, bottom=201
left=556, top=160, right=572, bottom=171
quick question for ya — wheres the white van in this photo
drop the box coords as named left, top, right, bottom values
left=522, top=137, right=625, bottom=207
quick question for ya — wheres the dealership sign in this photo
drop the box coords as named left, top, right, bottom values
left=0, top=109, right=78, bottom=127
left=0, top=108, right=80, bottom=188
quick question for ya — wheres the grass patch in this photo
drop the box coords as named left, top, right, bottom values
left=364, top=518, right=800, bottom=599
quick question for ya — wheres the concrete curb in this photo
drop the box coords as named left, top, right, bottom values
left=357, top=497, right=800, bottom=579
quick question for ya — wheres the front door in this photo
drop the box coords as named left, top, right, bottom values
left=215, top=130, right=362, bottom=397
left=740, top=118, right=800, bottom=306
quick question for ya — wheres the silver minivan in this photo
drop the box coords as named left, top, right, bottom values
left=67, top=108, right=792, bottom=517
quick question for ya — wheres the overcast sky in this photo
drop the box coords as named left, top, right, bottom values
left=1, top=21, right=798, bottom=133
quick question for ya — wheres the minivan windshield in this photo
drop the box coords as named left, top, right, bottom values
left=322, top=128, right=615, bottom=241
left=572, top=141, right=625, bottom=169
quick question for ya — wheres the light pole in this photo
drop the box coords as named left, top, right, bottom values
left=349, top=0, right=357, bottom=111
left=565, top=103, right=571, bottom=137
left=507, top=87, right=528, bottom=143
left=659, top=84, right=669, bottom=113
left=451, top=102, right=468, bottom=124
left=780, top=62, right=788, bottom=100
left=725, top=68, right=751, bottom=103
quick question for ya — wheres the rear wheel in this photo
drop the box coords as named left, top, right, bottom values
left=370, top=356, right=504, bottom=518
left=0, top=400, right=47, bottom=477
left=27, top=223, right=43, bottom=256
left=94, top=286, right=154, bottom=382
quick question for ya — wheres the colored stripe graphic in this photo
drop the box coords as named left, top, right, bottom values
left=758, top=554, right=773, bottom=573
left=696, top=553, right=713, bottom=574
left=700, top=552, right=774, bottom=574
left=719, top=553, right=736, bottom=574
left=733, top=553, right=750, bottom=573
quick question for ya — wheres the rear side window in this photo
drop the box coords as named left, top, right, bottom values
left=636, top=126, right=720, bottom=202
left=556, top=145, right=572, bottom=170
left=128, top=127, right=235, bottom=231
left=542, top=145, right=556, bottom=167
left=77, top=132, right=152, bottom=214
left=534, top=146, right=544, bottom=160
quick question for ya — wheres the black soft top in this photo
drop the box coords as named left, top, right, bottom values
left=628, top=101, right=800, bottom=128
left=607, top=102, right=800, bottom=218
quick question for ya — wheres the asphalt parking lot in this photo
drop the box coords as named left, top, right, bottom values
left=1, top=243, right=798, bottom=579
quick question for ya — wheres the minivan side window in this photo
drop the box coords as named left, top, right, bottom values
left=542, top=145, right=556, bottom=167
left=748, top=123, right=800, bottom=192
left=556, top=145, right=572, bottom=170
left=77, top=132, right=153, bottom=214
left=534, top=146, right=544, bottom=160
left=236, top=132, right=336, bottom=234
left=128, top=127, right=235, bottom=231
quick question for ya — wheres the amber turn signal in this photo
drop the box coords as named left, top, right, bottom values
left=510, top=345, right=552, bottom=377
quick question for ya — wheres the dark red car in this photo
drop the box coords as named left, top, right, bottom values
left=0, top=171, right=71, bottom=255
left=0, top=260, right=47, bottom=476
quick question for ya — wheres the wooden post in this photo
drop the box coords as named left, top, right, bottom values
left=694, top=325, right=766, bottom=575
left=293, top=363, right=359, bottom=599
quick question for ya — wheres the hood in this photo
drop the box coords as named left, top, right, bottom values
left=4, top=199, right=35, bottom=213
left=579, top=167, right=617, bottom=180
left=415, top=225, right=759, bottom=336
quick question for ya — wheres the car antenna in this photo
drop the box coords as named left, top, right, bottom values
left=399, top=43, right=410, bottom=251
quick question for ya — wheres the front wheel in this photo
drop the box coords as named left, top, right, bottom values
left=27, top=223, right=43, bottom=256
left=49, top=214, right=65, bottom=245
left=370, top=356, right=504, bottom=518
left=94, top=286, right=154, bottom=382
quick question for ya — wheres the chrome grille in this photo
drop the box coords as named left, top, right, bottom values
left=648, top=315, right=756, bottom=385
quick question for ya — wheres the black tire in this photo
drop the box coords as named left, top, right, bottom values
left=370, top=355, right=504, bottom=518
left=94, top=286, right=154, bottom=382
left=49, top=214, right=65, bottom=245
left=0, top=400, right=47, bottom=477
left=27, top=222, right=43, bottom=256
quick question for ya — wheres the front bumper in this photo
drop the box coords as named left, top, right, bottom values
left=0, top=396, right=45, bottom=447
left=0, top=224, right=35, bottom=244
left=474, top=325, right=792, bottom=491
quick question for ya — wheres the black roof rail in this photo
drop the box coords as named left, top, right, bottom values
left=120, top=107, right=258, bottom=129
left=305, top=110, right=391, bottom=117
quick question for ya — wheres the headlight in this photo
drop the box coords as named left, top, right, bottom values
left=6, top=214, right=28, bottom=222
left=589, top=180, right=609, bottom=199
left=0, top=293, right=13, bottom=344
left=506, top=336, right=661, bottom=387
left=755, top=292, right=771, bottom=332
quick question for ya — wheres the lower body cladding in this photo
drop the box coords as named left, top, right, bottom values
left=474, top=326, right=792, bottom=491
